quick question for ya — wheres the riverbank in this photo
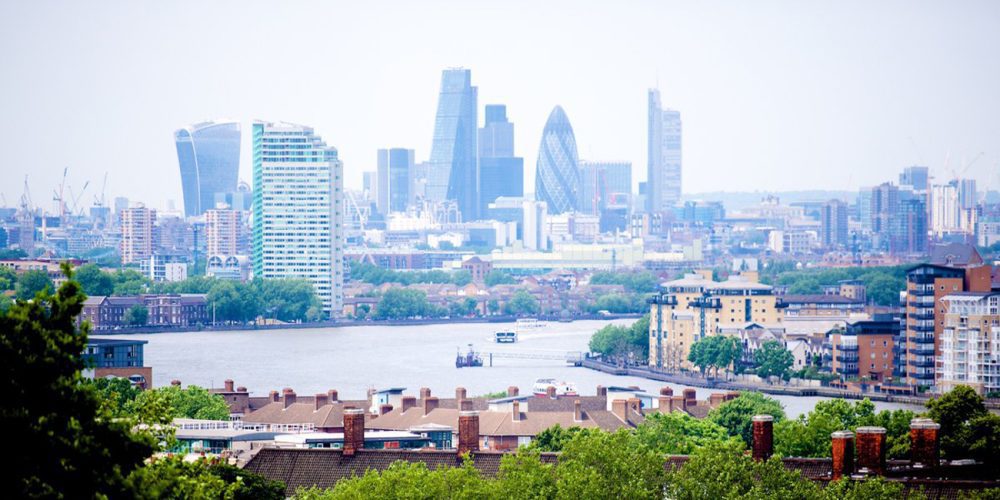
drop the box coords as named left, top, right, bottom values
left=90, top=312, right=645, bottom=335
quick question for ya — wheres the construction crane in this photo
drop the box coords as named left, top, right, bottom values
left=68, top=181, right=89, bottom=216
left=93, top=172, right=108, bottom=207
left=951, top=152, right=984, bottom=180
left=20, top=175, right=33, bottom=213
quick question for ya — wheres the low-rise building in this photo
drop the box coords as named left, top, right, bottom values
left=82, top=337, right=152, bottom=388
left=80, top=294, right=208, bottom=330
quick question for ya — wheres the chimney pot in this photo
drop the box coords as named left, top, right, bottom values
left=171, top=379, right=181, bottom=386
left=507, top=386, right=519, bottom=397
left=910, top=419, right=940, bottom=468
left=269, top=390, right=279, bottom=402
left=574, top=400, right=583, bottom=422
left=423, top=396, right=439, bottom=415
left=343, top=408, right=365, bottom=456
left=725, top=391, right=740, bottom=401
left=597, top=385, right=607, bottom=397
left=460, top=399, right=474, bottom=411
left=456, top=387, right=467, bottom=401
left=283, top=391, right=297, bottom=408
left=683, top=388, right=697, bottom=406
left=419, top=387, right=431, bottom=399
left=855, top=426, right=887, bottom=475
left=831, top=431, right=855, bottom=480
left=327, top=389, right=339, bottom=402
left=314, top=393, right=329, bottom=411
left=709, top=393, right=725, bottom=408
left=659, top=387, right=673, bottom=397
left=236, top=386, right=247, bottom=393
left=751, top=415, right=774, bottom=461
left=224, top=379, right=234, bottom=392
left=512, top=401, right=521, bottom=421
left=401, top=396, right=417, bottom=412
left=458, top=411, right=480, bottom=455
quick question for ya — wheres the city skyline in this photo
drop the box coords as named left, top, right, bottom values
left=2, top=1, right=999, bottom=211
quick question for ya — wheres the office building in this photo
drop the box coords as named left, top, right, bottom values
left=377, top=148, right=415, bottom=214
left=937, top=292, right=1000, bottom=395
left=478, top=105, right=524, bottom=215
left=932, top=183, right=961, bottom=236
left=120, top=204, right=156, bottom=265
left=820, top=199, right=849, bottom=249
left=899, top=166, right=929, bottom=192
left=646, top=89, right=682, bottom=213
left=535, top=106, right=580, bottom=215
left=428, top=69, right=478, bottom=220
left=252, top=121, right=344, bottom=317
left=578, top=161, right=631, bottom=215
left=174, top=120, right=241, bottom=217
left=959, top=179, right=978, bottom=210
left=521, top=200, right=549, bottom=251
left=363, top=171, right=378, bottom=202
left=206, top=204, right=247, bottom=257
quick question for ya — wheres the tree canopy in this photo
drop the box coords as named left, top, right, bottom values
left=688, top=335, right=741, bottom=377
left=503, top=290, right=540, bottom=316
left=589, top=314, right=650, bottom=360
left=926, top=385, right=1000, bottom=461
left=707, top=392, right=786, bottom=447
left=775, top=398, right=915, bottom=459
left=754, top=340, right=794, bottom=379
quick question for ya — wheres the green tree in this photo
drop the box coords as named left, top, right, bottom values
left=297, top=459, right=490, bottom=499
left=75, top=263, right=115, bottom=296
left=555, top=429, right=668, bottom=500
left=15, top=269, right=53, bottom=301
left=0, top=265, right=17, bottom=290
left=688, top=335, right=741, bottom=377
left=822, top=476, right=908, bottom=500
left=132, top=385, right=231, bottom=420
left=375, top=288, right=435, bottom=320
left=503, top=290, right=540, bottom=316
left=484, top=270, right=517, bottom=287
left=487, top=299, right=500, bottom=315
left=125, top=304, right=149, bottom=326
left=528, top=424, right=601, bottom=452
left=754, top=340, right=794, bottom=379
left=634, top=411, right=735, bottom=454
left=707, top=392, right=786, bottom=447
left=492, top=448, right=557, bottom=498
left=124, top=457, right=237, bottom=499
left=926, top=385, right=994, bottom=460
left=451, top=269, right=472, bottom=287
left=210, top=462, right=286, bottom=500
left=588, top=314, right=649, bottom=360
left=2, top=264, right=155, bottom=497
left=88, top=376, right=142, bottom=418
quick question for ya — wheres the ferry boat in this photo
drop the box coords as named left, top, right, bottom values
left=494, top=331, right=517, bottom=343
left=455, top=345, right=483, bottom=368
left=515, top=318, right=546, bottom=330
left=532, top=378, right=578, bottom=397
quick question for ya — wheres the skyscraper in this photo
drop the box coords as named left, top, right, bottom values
left=578, top=161, right=632, bottom=215
left=428, top=68, right=478, bottom=220
left=478, top=104, right=523, bottom=216
left=870, top=182, right=899, bottom=251
left=205, top=204, right=246, bottom=257
left=252, top=121, right=344, bottom=317
left=899, top=166, right=929, bottom=192
left=647, top=89, right=682, bottom=213
left=932, top=182, right=961, bottom=236
left=820, top=199, right=849, bottom=249
left=376, top=148, right=414, bottom=214
left=120, top=204, right=156, bottom=265
left=174, top=120, right=241, bottom=217
left=535, top=106, right=580, bottom=215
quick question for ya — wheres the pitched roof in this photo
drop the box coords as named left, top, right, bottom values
left=929, top=243, right=983, bottom=267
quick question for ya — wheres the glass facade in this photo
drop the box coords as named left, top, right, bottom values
left=377, top=148, right=414, bottom=214
left=578, top=161, right=631, bottom=215
left=647, top=89, right=682, bottom=213
left=428, top=69, right=478, bottom=220
left=174, top=121, right=241, bottom=216
left=535, top=106, right=580, bottom=215
left=478, top=104, right=523, bottom=215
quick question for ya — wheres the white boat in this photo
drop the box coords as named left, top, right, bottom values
left=494, top=331, right=517, bottom=343
left=515, top=318, right=545, bottom=330
left=532, top=378, right=578, bottom=397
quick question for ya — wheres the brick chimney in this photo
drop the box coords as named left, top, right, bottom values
left=683, top=388, right=697, bottom=407
left=709, top=393, right=725, bottom=408
left=725, top=391, right=739, bottom=401
left=574, top=400, right=583, bottom=422
left=751, top=415, right=774, bottom=461
left=612, top=399, right=628, bottom=422
left=507, top=386, right=519, bottom=397
left=314, top=393, right=329, bottom=411
left=171, top=379, right=181, bottom=387
left=283, top=390, right=297, bottom=409
left=379, top=403, right=393, bottom=416
left=831, top=431, right=855, bottom=480
left=546, top=386, right=557, bottom=399
left=456, top=386, right=467, bottom=401
left=269, top=390, right=279, bottom=403
left=910, top=418, right=940, bottom=468
left=423, top=396, right=439, bottom=415
left=343, top=408, right=365, bottom=456
left=327, top=389, right=339, bottom=402
left=855, top=426, right=887, bottom=475
left=401, top=396, right=417, bottom=413
left=458, top=411, right=479, bottom=455
left=512, top=401, right=521, bottom=421
left=236, top=386, right=247, bottom=393
left=659, top=387, right=673, bottom=397
left=597, top=385, right=607, bottom=397
left=224, top=379, right=234, bottom=392
left=673, top=395, right=687, bottom=412
left=460, top=399, right=473, bottom=411
left=658, top=396, right=671, bottom=413
left=419, top=387, right=432, bottom=400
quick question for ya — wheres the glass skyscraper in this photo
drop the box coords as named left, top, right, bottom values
left=578, top=161, right=632, bottom=215
left=376, top=148, right=414, bottom=214
left=535, top=106, right=580, bottom=215
left=428, top=68, right=478, bottom=220
left=478, top=104, right=523, bottom=216
left=174, top=120, right=241, bottom=217
left=252, top=121, right=344, bottom=317
left=647, top=89, right=682, bottom=213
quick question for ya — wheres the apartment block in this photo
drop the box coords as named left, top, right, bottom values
left=937, top=292, right=1000, bottom=395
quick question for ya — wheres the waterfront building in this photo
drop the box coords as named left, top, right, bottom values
left=578, top=161, right=631, bottom=215
left=535, top=106, right=581, bottom=214
left=252, top=121, right=344, bottom=317
left=120, top=204, right=156, bottom=265
left=937, top=292, right=1000, bottom=395
left=80, top=294, right=208, bottom=330
left=428, top=69, right=478, bottom=220
left=646, top=89, right=682, bottom=213
left=822, top=319, right=897, bottom=382
left=820, top=199, right=849, bottom=249
left=376, top=148, right=415, bottom=214
left=83, top=337, right=152, bottom=388
left=174, top=120, right=241, bottom=217
left=478, top=105, right=524, bottom=216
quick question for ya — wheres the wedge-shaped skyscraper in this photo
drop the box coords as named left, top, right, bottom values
left=174, top=120, right=241, bottom=217
left=535, top=106, right=580, bottom=214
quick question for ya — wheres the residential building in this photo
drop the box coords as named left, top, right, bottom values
left=428, top=68, right=478, bottom=220
left=141, top=253, right=188, bottom=282
left=120, top=204, right=156, bottom=265
left=937, top=292, right=1000, bottom=395
left=478, top=105, right=524, bottom=216
left=768, top=230, right=815, bottom=254
left=932, top=183, right=961, bottom=237
left=252, top=121, right=344, bottom=317
left=820, top=199, right=849, bottom=249
left=376, top=148, right=415, bottom=214
left=823, top=320, right=897, bottom=382
left=174, top=120, right=241, bottom=217
left=83, top=337, right=152, bottom=388
left=578, top=161, right=631, bottom=216
left=646, top=88, right=682, bottom=213
left=535, top=106, right=580, bottom=215
left=460, top=256, right=492, bottom=283
left=80, top=294, right=208, bottom=330
left=205, top=204, right=246, bottom=257
left=780, top=295, right=865, bottom=318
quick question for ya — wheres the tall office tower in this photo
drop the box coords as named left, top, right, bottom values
left=578, top=161, right=632, bottom=215
left=856, top=187, right=873, bottom=231
left=895, top=198, right=928, bottom=254
left=899, top=166, right=930, bottom=192
left=113, top=197, right=130, bottom=226
left=958, top=178, right=977, bottom=209
left=521, top=199, right=549, bottom=251
left=252, top=121, right=344, bottom=317
left=428, top=69, right=478, bottom=219
left=362, top=171, right=378, bottom=201
left=478, top=104, right=524, bottom=216
left=535, top=106, right=580, bottom=214
left=206, top=204, right=243, bottom=256
left=646, top=89, right=682, bottom=213
left=870, top=183, right=899, bottom=251
left=376, top=148, right=415, bottom=214
left=932, top=183, right=961, bottom=236
left=120, top=204, right=156, bottom=265
left=820, top=199, right=849, bottom=249
left=174, top=120, right=241, bottom=217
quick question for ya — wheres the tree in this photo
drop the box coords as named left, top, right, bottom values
left=75, top=263, right=115, bottom=296
left=125, top=304, right=149, bottom=326
left=124, top=457, right=237, bottom=499
left=688, top=335, right=741, bottom=378
left=555, top=429, right=669, bottom=500
left=2, top=264, right=155, bottom=497
left=207, top=281, right=257, bottom=324
left=297, top=459, right=490, bottom=499
left=210, top=462, right=286, bottom=500
left=451, top=269, right=472, bottom=287
left=634, top=411, right=735, bottom=454
left=503, top=290, right=539, bottom=316
left=88, top=376, right=142, bottom=418
left=0, top=265, right=17, bottom=290
left=487, top=299, right=500, bottom=315
left=484, top=270, right=517, bottom=287
left=588, top=314, right=649, bottom=360
left=374, top=288, right=434, bottom=320
left=528, top=424, right=601, bottom=452
left=15, top=269, right=53, bottom=301
left=754, top=340, right=794, bottom=379
left=707, top=392, right=785, bottom=447
left=926, top=385, right=991, bottom=459
left=131, top=385, right=230, bottom=420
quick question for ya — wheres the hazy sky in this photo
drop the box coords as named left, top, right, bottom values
left=1, top=1, right=998, bottom=212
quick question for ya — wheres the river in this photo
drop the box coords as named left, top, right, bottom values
left=117, top=319, right=923, bottom=418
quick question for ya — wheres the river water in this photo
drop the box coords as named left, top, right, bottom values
left=118, top=319, right=923, bottom=418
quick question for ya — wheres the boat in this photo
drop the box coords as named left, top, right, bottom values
left=532, top=378, right=578, bottom=397
left=494, top=331, right=517, bottom=343
left=455, top=344, right=483, bottom=368
left=515, top=318, right=545, bottom=330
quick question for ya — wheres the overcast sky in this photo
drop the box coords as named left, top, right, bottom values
left=1, top=1, right=998, bottom=212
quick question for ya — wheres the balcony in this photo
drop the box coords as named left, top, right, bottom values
left=911, top=359, right=936, bottom=368
left=911, top=347, right=935, bottom=356
left=912, top=334, right=935, bottom=344
left=836, top=354, right=860, bottom=363
left=909, top=311, right=935, bottom=321
left=840, top=364, right=859, bottom=375
left=911, top=324, right=935, bottom=333
left=839, top=344, right=859, bottom=351
left=911, top=371, right=935, bottom=380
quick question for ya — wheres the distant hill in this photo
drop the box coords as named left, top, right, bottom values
left=682, top=190, right=857, bottom=211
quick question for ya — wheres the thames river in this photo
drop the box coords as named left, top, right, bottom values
left=118, top=319, right=922, bottom=418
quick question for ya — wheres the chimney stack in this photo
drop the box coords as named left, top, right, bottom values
left=725, top=391, right=740, bottom=401
left=283, top=390, right=297, bottom=409
left=314, top=393, right=329, bottom=411
left=401, top=396, right=417, bottom=413
left=328, top=389, right=339, bottom=402
left=673, top=395, right=687, bottom=412
left=546, top=386, right=557, bottom=399
left=658, top=396, right=671, bottom=413
left=612, top=399, right=627, bottom=422
left=343, top=409, right=365, bottom=456
left=458, top=411, right=480, bottom=455
left=512, top=401, right=521, bottom=421
left=419, top=387, right=432, bottom=400
left=456, top=387, right=467, bottom=401
left=460, top=399, right=474, bottom=411
left=659, top=387, right=673, bottom=397
left=855, top=426, right=887, bottom=475
left=379, top=403, right=393, bottom=416
left=574, top=400, right=583, bottom=422
left=269, top=390, right=279, bottom=403
left=831, top=431, right=855, bottom=480
left=224, top=379, right=234, bottom=392
left=751, top=415, right=774, bottom=461
left=910, top=419, right=940, bottom=468
left=423, top=396, right=439, bottom=415
left=709, top=393, right=725, bottom=408
left=237, top=386, right=247, bottom=393
left=507, top=386, right=519, bottom=397
left=683, top=388, right=697, bottom=408
left=597, top=385, right=607, bottom=397
left=171, top=379, right=181, bottom=387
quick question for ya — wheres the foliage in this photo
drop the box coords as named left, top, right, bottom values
left=821, top=477, right=908, bottom=500
left=584, top=292, right=647, bottom=314
left=763, top=264, right=908, bottom=306
left=0, top=265, right=17, bottom=290
left=2, top=264, right=155, bottom=497
left=374, top=288, right=441, bottom=320
left=503, top=289, right=540, bottom=316
left=296, top=459, right=490, bottom=499
left=554, top=428, right=669, bottom=500
left=87, top=376, right=142, bottom=417
left=484, top=269, right=517, bottom=287
left=926, top=385, right=999, bottom=461
left=15, top=269, right=53, bottom=300
left=76, top=263, right=115, bottom=296
left=634, top=411, right=736, bottom=454
left=349, top=260, right=474, bottom=287
left=132, top=385, right=231, bottom=420
left=590, top=271, right=659, bottom=293
left=0, top=247, right=28, bottom=259
left=688, top=335, right=741, bottom=377
left=754, top=340, right=794, bottom=379
left=775, top=399, right=917, bottom=459
left=210, top=462, right=286, bottom=500
left=125, top=304, right=149, bottom=326
left=447, top=297, right=479, bottom=317
left=707, top=392, right=785, bottom=447
left=588, top=314, right=649, bottom=360
left=492, top=449, right=557, bottom=499
left=527, top=424, right=602, bottom=452
left=124, top=457, right=237, bottom=499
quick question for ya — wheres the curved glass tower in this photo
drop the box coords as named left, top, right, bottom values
left=535, top=106, right=580, bottom=214
left=428, top=69, right=478, bottom=219
left=174, top=120, right=241, bottom=217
